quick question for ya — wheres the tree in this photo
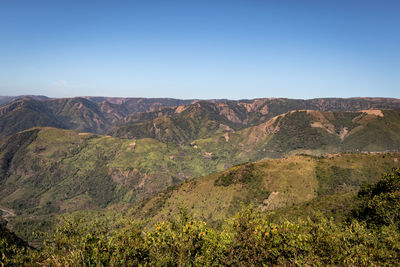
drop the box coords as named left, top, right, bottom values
left=352, top=168, right=400, bottom=228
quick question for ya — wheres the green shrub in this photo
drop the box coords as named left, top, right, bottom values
left=145, top=208, right=230, bottom=266
left=352, top=168, right=400, bottom=228
left=4, top=170, right=400, bottom=266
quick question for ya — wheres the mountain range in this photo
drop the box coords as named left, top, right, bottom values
left=1, top=95, right=400, bottom=245
left=1, top=96, right=399, bottom=139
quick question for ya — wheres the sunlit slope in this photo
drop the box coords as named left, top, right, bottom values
left=194, top=109, right=400, bottom=162
left=133, top=153, right=400, bottom=227
left=110, top=101, right=400, bottom=146
left=109, top=101, right=248, bottom=144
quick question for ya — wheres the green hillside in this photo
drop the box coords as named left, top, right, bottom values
left=1, top=107, right=400, bottom=246
left=0, top=127, right=216, bottom=216
left=133, top=153, right=400, bottom=227
left=1, top=109, right=400, bottom=219
left=194, top=109, right=400, bottom=163
left=110, top=101, right=249, bottom=144
left=3, top=168, right=400, bottom=266
left=110, top=99, right=400, bottom=145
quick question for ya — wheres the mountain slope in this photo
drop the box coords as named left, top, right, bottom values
left=1, top=109, right=400, bottom=217
left=0, top=97, right=111, bottom=137
left=0, top=127, right=226, bottom=216
left=0, top=97, right=199, bottom=138
left=133, top=153, right=400, bottom=227
left=0, top=98, right=65, bottom=138
left=109, top=101, right=250, bottom=144
left=85, top=97, right=199, bottom=126
left=45, top=97, right=111, bottom=133
left=1, top=96, right=399, bottom=139
left=110, top=98, right=400, bottom=144
left=193, top=109, right=400, bottom=164
left=0, top=95, right=50, bottom=106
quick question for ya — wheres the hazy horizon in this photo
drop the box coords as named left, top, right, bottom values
left=2, top=94, right=400, bottom=102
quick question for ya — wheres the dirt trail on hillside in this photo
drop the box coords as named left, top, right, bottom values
left=0, top=207, right=16, bottom=222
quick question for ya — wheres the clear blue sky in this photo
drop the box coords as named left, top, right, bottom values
left=0, top=0, right=399, bottom=99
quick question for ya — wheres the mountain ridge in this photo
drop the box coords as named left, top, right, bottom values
left=1, top=96, right=400, bottom=138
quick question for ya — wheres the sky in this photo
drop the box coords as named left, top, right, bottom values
left=0, top=0, right=399, bottom=99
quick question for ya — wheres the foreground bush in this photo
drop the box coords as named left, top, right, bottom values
left=352, top=168, right=400, bottom=228
left=2, top=169, right=400, bottom=266
left=225, top=208, right=400, bottom=266
left=4, top=208, right=396, bottom=266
